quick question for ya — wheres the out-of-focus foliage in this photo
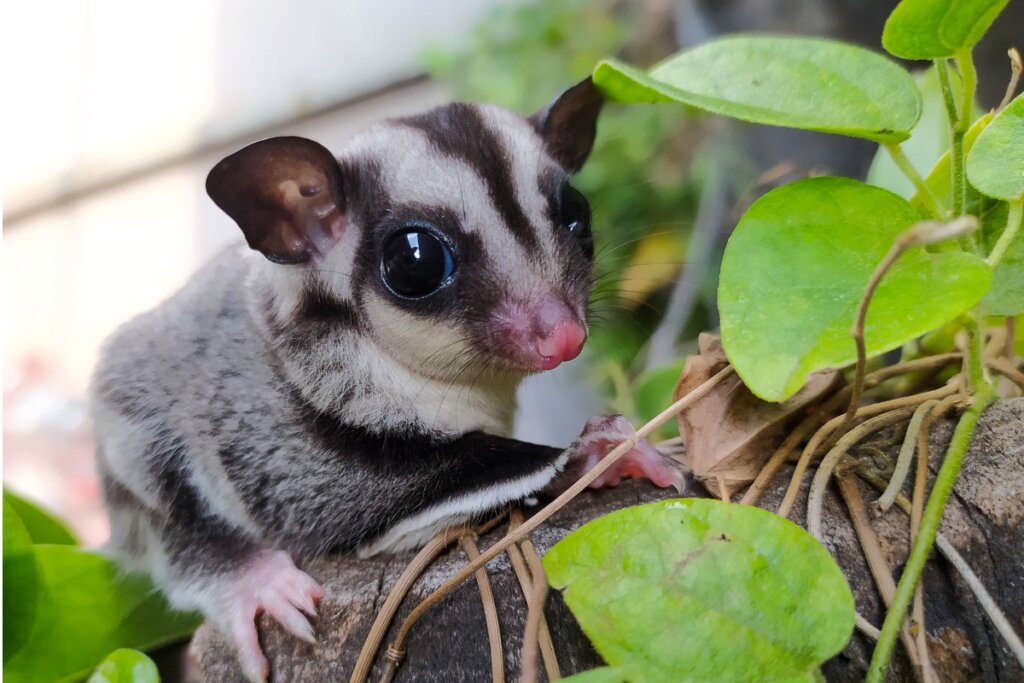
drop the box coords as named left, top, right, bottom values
left=3, top=491, right=199, bottom=683
left=86, top=649, right=159, bottom=683
left=882, top=0, right=1010, bottom=59
left=4, top=488, right=78, bottom=546
left=424, top=0, right=703, bottom=379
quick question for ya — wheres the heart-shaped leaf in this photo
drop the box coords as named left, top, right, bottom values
left=967, top=94, right=1024, bottom=201
left=3, top=490, right=77, bottom=546
left=87, top=649, right=160, bottom=683
left=883, top=0, right=1010, bottom=59
left=719, top=177, right=991, bottom=402
left=981, top=200, right=1024, bottom=315
left=561, top=667, right=628, bottom=683
left=3, top=547, right=200, bottom=683
left=593, top=36, right=921, bottom=143
left=545, top=499, right=855, bottom=682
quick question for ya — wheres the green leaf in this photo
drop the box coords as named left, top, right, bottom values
left=87, top=649, right=160, bottom=683
left=545, top=499, right=855, bottom=683
left=561, top=667, right=628, bottom=683
left=719, top=177, right=991, bottom=401
left=594, top=36, right=921, bottom=143
left=3, top=548, right=200, bottom=683
left=632, top=361, right=684, bottom=440
left=967, top=95, right=1024, bottom=201
left=883, top=0, right=1010, bottom=59
left=3, top=502, right=39, bottom=665
left=867, top=67, right=953, bottom=201
left=981, top=201, right=1024, bottom=315
left=4, top=489, right=78, bottom=545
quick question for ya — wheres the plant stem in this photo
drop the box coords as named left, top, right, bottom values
left=885, top=143, right=943, bottom=218
left=964, top=313, right=988, bottom=394
left=936, top=59, right=976, bottom=252
left=987, top=200, right=1024, bottom=268
left=865, top=386, right=996, bottom=683
left=936, top=59, right=959, bottom=125
left=956, top=48, right=978, bottom=133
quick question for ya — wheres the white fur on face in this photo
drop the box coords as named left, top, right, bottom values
left=242, top=103, right=584, bottom=437
left=335, top=327, right=519, bottom=436
left=340, top=119, right=567, bottom=301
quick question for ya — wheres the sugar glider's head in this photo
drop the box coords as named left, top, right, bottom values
left=208, top=78, right=603, bottom=380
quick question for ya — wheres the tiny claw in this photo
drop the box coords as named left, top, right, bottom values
left=215, top=550, right=324, bottom=680
left=265, top=594, right=317, bottom=644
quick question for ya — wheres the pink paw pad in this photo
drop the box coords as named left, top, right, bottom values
left=223, top=550, right=325, bottom=682
left=570, top=415, right=685, bottom=491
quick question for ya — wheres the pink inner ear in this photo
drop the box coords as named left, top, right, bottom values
left=327, top=210, right=346, bottom=241
left=274, top=178, right=346, bottom=260
left=302, top=202, right=346, bottom=259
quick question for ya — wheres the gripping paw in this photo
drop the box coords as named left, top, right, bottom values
left=564, top=415, right=685, bottom=492
left=220, top=550, right=325, bottom=682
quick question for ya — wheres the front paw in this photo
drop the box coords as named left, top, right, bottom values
left=216, top=550, right=325, bottom=682
left=560, top=415, right=686, bottom=492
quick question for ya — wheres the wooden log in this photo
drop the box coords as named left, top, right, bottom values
left=191, top=398, right=1024, bottom=681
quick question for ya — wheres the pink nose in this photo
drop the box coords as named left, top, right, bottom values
left=535, top=319, right=587, bottom=370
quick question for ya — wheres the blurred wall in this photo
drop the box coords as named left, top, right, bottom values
left=2, top=0, right=516, bottom=542
left=4, top=0, right=514, bottom=394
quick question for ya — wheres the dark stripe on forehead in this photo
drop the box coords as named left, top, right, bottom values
left=399, top=103, right=541, bottom=257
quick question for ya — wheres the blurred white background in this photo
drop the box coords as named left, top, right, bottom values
left=3, top=0, right=597, bottom=545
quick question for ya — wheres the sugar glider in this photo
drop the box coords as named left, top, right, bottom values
left=91, top=78, right=682, bottom=681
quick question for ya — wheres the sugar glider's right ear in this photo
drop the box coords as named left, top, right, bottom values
left=531, top=77, right=605, bottom=173
left=206, top=136, right=347, bottom=265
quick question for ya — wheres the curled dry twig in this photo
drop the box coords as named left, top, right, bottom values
left=520, top=535, right=551, bottom=683
left=842, top=218, right=981, bottom=436
left=508, top=508, right=561, bottom=683
left=777, top=384, right=957, bottom=519
left=350, top=524, right=478, bottom=683
left=459, top=534, right=505, bottom=683
left=856, top=469, right=1024, bottom=669
left=351, top=366, right=736, bottom=683
left=836, top=476, right=926, bottom=678
left=807, top=408, right=916, bottom=541
left=877, top=400, right=939, bottom=512
left=742, top=353, right=961, bottom=509
left=998, top=47, right=1022, bottom=112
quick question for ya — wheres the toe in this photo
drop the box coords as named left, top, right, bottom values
left=229, top=609, right=269, bottom=683
left=265, top=594, right=317, bottom=644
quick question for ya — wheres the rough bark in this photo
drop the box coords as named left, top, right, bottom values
left=191, top=398, right=1024, bottom=682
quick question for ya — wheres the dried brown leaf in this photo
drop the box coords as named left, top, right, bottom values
left=674, top=333, right=839, bottom=498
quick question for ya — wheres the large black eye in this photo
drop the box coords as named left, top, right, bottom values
left=560, top=185, right=592, bottom=247
left=381, top=230, right=456, bottom=298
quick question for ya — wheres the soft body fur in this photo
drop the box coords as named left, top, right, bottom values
left=92, top=80, right=677, bottom=680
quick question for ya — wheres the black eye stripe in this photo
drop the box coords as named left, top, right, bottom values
left=380, top=228, right=456, bottom=299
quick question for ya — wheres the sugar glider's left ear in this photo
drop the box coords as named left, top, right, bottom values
left=206, top=136, right=346, bottom=265
left=530, top=76, right=605, bottom=173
